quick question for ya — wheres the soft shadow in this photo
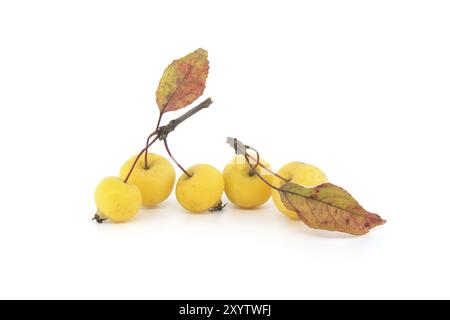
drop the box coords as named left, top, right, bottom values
left=130, top=205, right=169, bottom=222
left=229, top=204, right=268, bottom=212
left=279, top=217, right=357, bottom=239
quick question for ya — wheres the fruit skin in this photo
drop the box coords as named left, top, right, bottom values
left=94, top=177, right=142, bottom=222
left=223, top=155, right=273, bottom=209
left=176, top=164, right=224, bottom=213
left=119, top=153, right=175, bottom=207
left=272, top=162, right=327, bottom=219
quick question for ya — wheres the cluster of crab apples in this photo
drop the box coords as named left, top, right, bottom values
left=93, top=152, right=327, bottom=223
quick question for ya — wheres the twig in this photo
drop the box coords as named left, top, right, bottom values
left=158, top=98, right=213, bottom=140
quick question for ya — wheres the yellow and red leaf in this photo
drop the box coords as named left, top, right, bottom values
left=279, top=182, right=385, bottom=235
left=156, top=48, right=209, bottom=113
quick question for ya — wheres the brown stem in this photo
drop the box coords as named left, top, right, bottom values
left=245, top=146, right=260, bottom=176
left=143, top=131, right=158, bottom=169
left=243, top=151, right=284, bottom=192
left=163, top=138, right=192, bottom=178
left=226, top=137, right=300, bottom=197
left=226, top=137, right=289, bottom=182
left=247, top=153, right=289, bottom=183
left=156, top=112, right=163, bottom=129
left=145, top=113, right=164, bottom=169
left=123, top=135, right=159, bottom=183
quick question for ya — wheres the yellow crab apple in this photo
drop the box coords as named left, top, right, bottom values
left=94, top=177, right=142, bottom=223
left=119, top=153, right=175, bottom=207
left=176, top=164, right=224, bottom=213
left=223, top=155, right=273, bottom=208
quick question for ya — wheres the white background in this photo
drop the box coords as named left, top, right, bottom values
left=0, top=0, right=449, bottom=299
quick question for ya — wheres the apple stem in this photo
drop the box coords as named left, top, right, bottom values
left=156, top=111, right=163, bottom=129
left=226, top=137, right=299, bottom=195
left=226, top=137, right=289, bottom=183
left=123, top=135, right=159, bottom=183
left=163, top=138, right=192, bottom=178
left=145, top=112, right=164, bottom=169
left=247, top=153, right=289, bottom=183
left=244, top=152, right=284, bottom=192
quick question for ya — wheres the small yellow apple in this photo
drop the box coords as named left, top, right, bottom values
left=223, top=155, right=273, bottom=208
left=119, top=153, right=175, bottom=207
left=94, top=177, right=142, bottom=223
left=176, top=164, right=224, bottom=213
left=272, top=162, right=327, bottom=219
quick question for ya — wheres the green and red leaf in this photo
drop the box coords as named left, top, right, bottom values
left=279, top=182, right=385, bottom=235
left=156, top=48, right=209, bottom=113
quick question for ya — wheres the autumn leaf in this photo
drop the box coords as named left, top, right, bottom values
left=279, top=182, right=385, bottom=235
left=156, top=48, right=209, bottom=113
